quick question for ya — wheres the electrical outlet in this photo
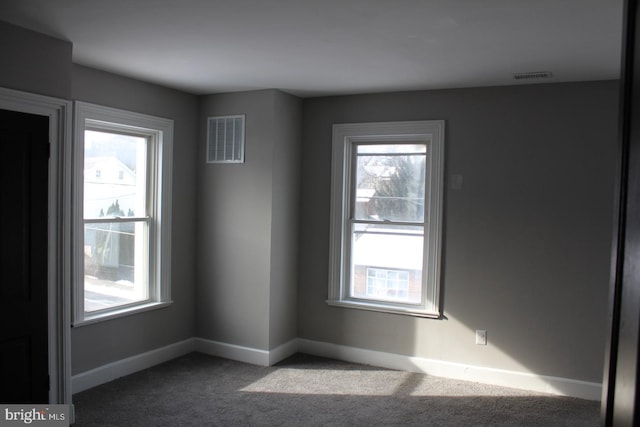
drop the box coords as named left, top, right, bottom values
left=475, top=330, right=487, bottom=345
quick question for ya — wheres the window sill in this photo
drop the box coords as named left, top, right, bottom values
left=326, top=299, right=441, bottom=319
left=72, top=300, right=173, bottom=327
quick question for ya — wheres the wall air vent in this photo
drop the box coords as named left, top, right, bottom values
left=513, top=71, right=553, bottom=80
left=207, top=115, right=245, bottom=163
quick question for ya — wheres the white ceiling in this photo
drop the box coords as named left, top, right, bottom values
left=0, top=0, right=624, bottom=97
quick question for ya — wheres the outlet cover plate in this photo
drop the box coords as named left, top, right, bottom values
left=475, top=330, right=487, bottom=345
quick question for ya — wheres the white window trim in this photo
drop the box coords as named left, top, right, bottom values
left=327, top=120, right=444, bottom=318
left=72, top=102, right=173, bottom=326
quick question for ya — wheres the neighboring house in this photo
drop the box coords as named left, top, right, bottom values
left=352, top=230, right=423, bottom=303
left=83, top=156, right=138, bottom=218
left=83, top=156, right=137, bottom=280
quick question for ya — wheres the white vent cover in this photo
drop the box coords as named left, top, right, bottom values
left=513, top=71, right=553, bottom=80
left=207, top=115, right=245, bottom=163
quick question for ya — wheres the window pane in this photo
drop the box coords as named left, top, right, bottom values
left=350, top=224, right=423, bottom=304
left=364, top=268, right=409, bottom=300
left=84, top=130, right=147, bottom=220
left=354, top=146, right=426, bottom=222
left=357, top=144, right=426, bottom=154
left=84, top=221, right=148, bottom=312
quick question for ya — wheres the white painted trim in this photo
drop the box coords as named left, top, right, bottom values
left=71, top=337, right=601, bottom=401
left=268, top=339, right=299, bottom=366
left=297, top=339, right=602, bottom=401
left=194, top=338, right=299, bottom=367
left=71, top=338, right=196, bottom=394
left=72, top=102, right=174, bottom=325
left=195, top=338, right=269, bottom=366
left=328, top=120, right=445, bottom=317
left=73, top=301, right=173, bottom=328
left=72, top=337, right=298, bottom=394
left=0, top=87, right=73, bottom=406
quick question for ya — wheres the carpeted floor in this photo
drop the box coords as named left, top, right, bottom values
left=73, top=352, right=600, bottom=426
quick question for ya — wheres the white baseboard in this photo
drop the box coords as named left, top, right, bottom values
left=71, top=336, right=601, bottom=401
left=71, top=338, right=196, bottom=394
left=194, top=337, right=298, bottom=367
left=268, top=339, right=299, bottom=365
left=297, top=339, right=602, bottom=401
left=194, top=338, right=270, bottom=366
left=71, top=337, right=298, bottom=394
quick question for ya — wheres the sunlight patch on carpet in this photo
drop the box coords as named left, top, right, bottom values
left=239, top=367, right=536, bottom=397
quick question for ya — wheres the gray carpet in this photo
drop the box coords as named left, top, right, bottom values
left=73, top=352, right=600, bottom=426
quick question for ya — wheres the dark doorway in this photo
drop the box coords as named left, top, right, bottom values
left=0, top=109, right=50, bottom=403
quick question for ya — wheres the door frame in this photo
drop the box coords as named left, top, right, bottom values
left=0, top=87, right=72, bottom=405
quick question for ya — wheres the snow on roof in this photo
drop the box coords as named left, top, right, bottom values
left=84, top=156, right=135, bottom=175
left=356, top=188, right=376, bottom=202
left=352, top=230, right=423, bottom=271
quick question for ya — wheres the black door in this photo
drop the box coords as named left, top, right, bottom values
left=0, top=109, right=49, bottom=403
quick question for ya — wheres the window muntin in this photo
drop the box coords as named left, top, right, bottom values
left=328, top=121, right=444, bottom=317
left=73, top=102, right=173, bottom=325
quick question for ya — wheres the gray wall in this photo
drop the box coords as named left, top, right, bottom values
left=269, top=91, right=302, bottom=348
left=299, top=81, right=619, bottom=383
left=197, top=90, right=300, bottom=351
left=0, top=20, right=72, bottom=99
left=71, top=65, right=199, bottom=374
left=0, top=19, right=620, bottom=385
left=0, top=22, right=200, bottom=376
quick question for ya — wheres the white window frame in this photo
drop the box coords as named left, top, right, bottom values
left=73, top=102, right=173, bottom=326
left=328, top=120, right=444, bottom=317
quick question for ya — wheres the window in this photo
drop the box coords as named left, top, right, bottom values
left=73, top=102, right=173, bottom=325
left=328, top=121, right=444, bottom=317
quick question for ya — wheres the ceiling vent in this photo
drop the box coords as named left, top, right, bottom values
left=513, top=71, right=553, bottom=80
left=207, top=115, right=245, bottom=163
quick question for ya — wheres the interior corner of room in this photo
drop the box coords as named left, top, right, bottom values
left=0, top=0, right=636, bottom=424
